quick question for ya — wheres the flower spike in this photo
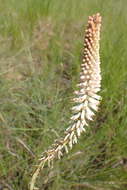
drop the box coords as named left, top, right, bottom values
left=30, top=13, right=102, bottom=190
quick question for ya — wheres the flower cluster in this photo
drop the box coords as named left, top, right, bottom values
left=30, top=13, right=102, bottom=190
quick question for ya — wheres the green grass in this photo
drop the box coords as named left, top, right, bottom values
left=0, top=0, right=127, bottom=189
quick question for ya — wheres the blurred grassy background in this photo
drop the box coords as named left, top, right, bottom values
left=0, top=0, right=127, bottom=189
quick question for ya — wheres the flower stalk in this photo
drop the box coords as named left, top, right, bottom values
left=30, top=13, right=102, bottom=190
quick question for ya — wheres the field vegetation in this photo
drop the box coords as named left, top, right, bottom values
left=0, top=0, right=127, bottom=189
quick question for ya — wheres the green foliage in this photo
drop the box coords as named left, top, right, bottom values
left=0, top=0, right=127, bottom=189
